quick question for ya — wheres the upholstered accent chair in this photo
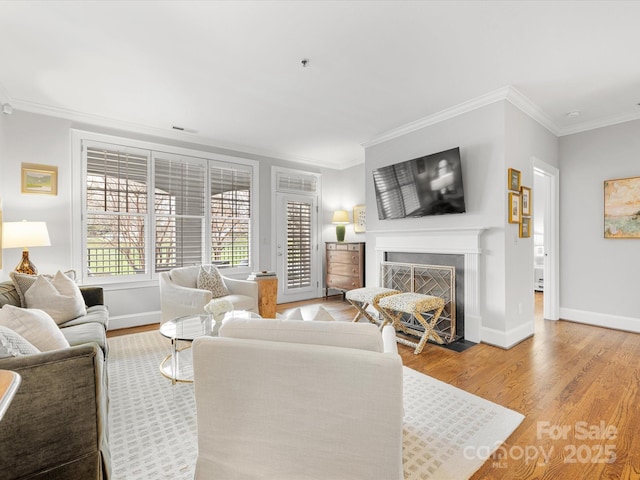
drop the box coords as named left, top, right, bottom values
left=159, top=265, right=259, bottom=323
left=192, top=318, right=404, bottom=480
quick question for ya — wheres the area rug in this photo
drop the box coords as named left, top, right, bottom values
left=108, top=331, right=524, bottom=480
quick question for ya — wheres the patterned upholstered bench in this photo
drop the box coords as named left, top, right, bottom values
left=345, top=287, right=400, bottom=329
left=377, top=292, right=446, bottom=354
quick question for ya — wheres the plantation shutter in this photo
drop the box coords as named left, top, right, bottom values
left=85, top=145, right=149, bottom=277
left=210, top=164, right=252, bottom=268
left=286, top=200, right=312, bottom=288
left=154, top=155, right=206, bottom=272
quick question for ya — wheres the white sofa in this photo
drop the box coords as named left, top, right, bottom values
left=159, top=265, right=259, bottom=323
left=192, top=319, right=404, bottom=480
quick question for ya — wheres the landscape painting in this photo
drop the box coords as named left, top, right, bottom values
left=604, top=176, right=640, bottom=238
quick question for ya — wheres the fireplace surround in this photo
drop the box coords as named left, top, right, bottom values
left=373, top=227, right=486, bottom=343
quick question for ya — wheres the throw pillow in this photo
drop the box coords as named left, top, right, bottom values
left=10, top=269, right=77, bottom=307
left=275, top=307, right=304, bottom=321
left=197, top=265, right=230, bottom=298
left=23, top=271, right=87, bottom=324
left=0, top=325, right=41, bottom=358
left=0, top=305, right=70, bottom=351
left=311, top=305, right=336, bottom=322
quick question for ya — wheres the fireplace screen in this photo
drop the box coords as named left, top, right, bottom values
left=380, top=261, right=457, bottom=343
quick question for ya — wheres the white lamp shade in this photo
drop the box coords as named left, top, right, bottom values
left=2, top=221, right=51, bottom=249
left=332, top=210, right=350, bottom=224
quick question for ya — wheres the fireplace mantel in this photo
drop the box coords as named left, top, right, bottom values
left=373, top=227, right=487, bottom=343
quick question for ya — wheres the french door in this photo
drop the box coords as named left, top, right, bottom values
left=276, top=192, right=320, bottom=303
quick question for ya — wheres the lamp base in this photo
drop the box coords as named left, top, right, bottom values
left=15, top=249, right=37, bottom=275
left=336, top=225, right=346, bottom=242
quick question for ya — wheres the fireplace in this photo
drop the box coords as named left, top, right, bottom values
left=373, top=227, right=485, bottom=343
left=382, top=253, right=464, bottom=342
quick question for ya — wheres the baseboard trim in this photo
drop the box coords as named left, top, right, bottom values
left=109, top=311, right=161, bottom=331
left=559, top=308, right=640, bottom=334
left=481, top=321, right=535, bottom=349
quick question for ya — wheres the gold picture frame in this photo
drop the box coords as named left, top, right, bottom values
left=508, top=168, right=521, bottom=191
left=520, top=217, right=531, bottom=238
left=353, top=204, right=366, bottom=233
left=520, top=186, right=532, bottom=217
left=21, top=163, right=58, bottom=195
left=508, top=192, right=520, bottom=224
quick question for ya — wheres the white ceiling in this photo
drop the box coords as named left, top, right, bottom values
left=2, top=1, right=640, bottom=169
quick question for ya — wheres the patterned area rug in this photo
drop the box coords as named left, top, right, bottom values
left=108, top=331, right=523, bottom=480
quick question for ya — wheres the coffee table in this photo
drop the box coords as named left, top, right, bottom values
left=159, top=310, right=261, bottom=384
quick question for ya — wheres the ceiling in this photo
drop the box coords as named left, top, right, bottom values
left=2, top=1, right=639, bottom=169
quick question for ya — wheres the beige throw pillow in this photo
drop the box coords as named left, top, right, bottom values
left=10, top=270, right=77, bottom=307
left=275, top=307, right=304, bottom=321
left=197, top=265, right=230, bottom=298
left=0, top=305, right=70, bottom=351
left=23, top=271, right=87, bottom=324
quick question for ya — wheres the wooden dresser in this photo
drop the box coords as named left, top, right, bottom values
left=325, top=242, right=365, bottom=296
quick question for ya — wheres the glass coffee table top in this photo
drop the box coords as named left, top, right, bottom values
left=159, top=310, right=261, bottom=384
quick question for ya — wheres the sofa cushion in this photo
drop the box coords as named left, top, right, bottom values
left=10, top=270, right=77, bottom=308
left=0, top=325, right=40, bottom=358
left=219, top=318, right=384, bottom=352
left=224, top=294, right=258, bottom=313
left=0, top=305, right=70, bottom=351
left=197, top=265, right=230, bottom=298
left=24, top=272, right=87, bottom=324
left=62, top=322, right=108, bottom=356
left=59, top=305, right=109, bottom=330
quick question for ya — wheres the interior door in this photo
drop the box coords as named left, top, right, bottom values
left=276, top=192, right=319, bottom=303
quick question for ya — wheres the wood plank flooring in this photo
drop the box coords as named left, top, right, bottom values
left=108, top=293, right=640, bottom=479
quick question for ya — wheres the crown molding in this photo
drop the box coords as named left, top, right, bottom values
left=557, top=110, right=640, bottom=136
left=362, top=86, right=513, bottom=148
left=6, top=97, right=345, bottom=169
left=504, top=86, right=560, bottom=135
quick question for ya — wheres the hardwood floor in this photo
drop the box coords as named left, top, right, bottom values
left=108, top=293, right=640, bottom=479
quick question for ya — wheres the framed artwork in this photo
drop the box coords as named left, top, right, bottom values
left=520, top=217, right=531, bottom=238
left=520, top=186, right=532, bottom=216
left=604, top=176, right=640, bottom=238
left=508, top=192, right=520, bottom=224
left=508, top=168, right=521, bottom=191
left=21, top=163, right=58, bottom=195
left=353, top=204, right=366, bottom=233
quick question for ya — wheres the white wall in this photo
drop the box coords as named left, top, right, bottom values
left=559, top=119, right=640, bottom=332
left=321, top=163, right=366, bottom=244
left=503, top=103, right=558, bottom=336
left=364, top=101, right=559, bottom=348
left=0, top=110, right=329, bottom=328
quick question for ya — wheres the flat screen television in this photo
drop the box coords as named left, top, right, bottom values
left=373, top=147, right=465, bottom=220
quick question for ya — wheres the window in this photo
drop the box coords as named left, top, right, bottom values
left=78, top=134, right=258, bottom=284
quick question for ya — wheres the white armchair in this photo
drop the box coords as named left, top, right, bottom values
left=159, top=265, right=259, bottom=323
left=192, top=319, right=404, bottom=480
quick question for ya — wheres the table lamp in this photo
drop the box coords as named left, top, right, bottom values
left=331, top=210, right=350, bottom=242
left=2, top=220, right=51, bottom=274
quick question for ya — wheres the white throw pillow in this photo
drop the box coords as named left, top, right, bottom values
left=197, top=265, right=230, bottom=298
left=311, top=305, right=336, bottom=322
left=23, top=271, right=87, bottom=324
left=0, top=325, right=41, bottom=358
left=275, top=307, right=304, bottom=321
left=10, top=270, right=77, bottom=307
left=0, top=305, right=70, bottom=351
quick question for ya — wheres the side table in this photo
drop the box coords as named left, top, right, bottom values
left=247, top=273, right=278, bottom=318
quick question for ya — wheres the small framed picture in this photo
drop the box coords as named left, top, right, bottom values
left=520, top=217, right=531, bottom=238
left=353, top=204, right=366, bottom=233
left=21, top=163, right=58, bottom=195
left=508, top=192, right=520, bottom=223
left=508, top=168, right=521, bottom=191
left=520, top=186, right=532, bottom=216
